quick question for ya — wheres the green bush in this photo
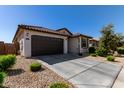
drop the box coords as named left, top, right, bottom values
left=96, top=47, right=107, bottom=57
left=107, top=56, right=115, bottom=61
left=30, top=62, right=41, bottom=72
left=117, top=47, right=124, bottom=54
left=7, top=55, right=16, bottom=66
left=0, top=72, right=6, bottom=87
left=89, top=47, right=96, bottom=53
left=49, top=82, right=69, bottom=88
left=0, top=55, right=16, bottom=71
left=90, top=53, right=97, bottom=57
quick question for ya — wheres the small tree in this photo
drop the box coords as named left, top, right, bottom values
left=98, top=24, right=124, bottom=55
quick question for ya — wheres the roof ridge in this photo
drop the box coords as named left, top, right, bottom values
left=56, top=28, right=73, bottom=35
left=19, top=24, right=50, bottom=30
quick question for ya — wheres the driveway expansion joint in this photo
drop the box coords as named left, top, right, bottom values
left=67, top=62, right=102, bottom=80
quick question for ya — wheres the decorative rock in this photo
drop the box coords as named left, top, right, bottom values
left=4, top=56, right=73, bottom=88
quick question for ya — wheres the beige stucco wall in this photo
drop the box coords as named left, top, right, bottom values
left=17, top=31, right=25, bottom=56
left=68, top=36, right=89, bottom=54
left=68, top=37, right=79, bottom=53
left=89, top=40, right=98, bottom=48
left=16, top=29, right=90, bottom=57
left=20, top=30, right=68, bottom=57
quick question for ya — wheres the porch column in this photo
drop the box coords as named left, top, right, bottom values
left=23, top=31, right=31, bottom=57
left=64, top=37, right=68, bottom=54
left=79, top=36, right=82, bottom=53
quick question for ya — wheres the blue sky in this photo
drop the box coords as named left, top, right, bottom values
left=0, top=5, right=124, bottom=43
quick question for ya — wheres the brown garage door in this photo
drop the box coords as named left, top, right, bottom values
left=31, top=35, right=63, bottom=56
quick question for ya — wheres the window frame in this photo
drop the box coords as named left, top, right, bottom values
left=81, top=37, right=87, bottom=48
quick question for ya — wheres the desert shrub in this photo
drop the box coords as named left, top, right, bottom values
left=89, top=47, right=96, bottom=53
left=117, top=47, right=124, bottom=54
left=96, top=47, right=107, bottom=57
left=49, top=82, right=69, bottom=88
left=30, top=62, right=42, bottom=72
left=0, top=72, right=6, bottom=87
left=90, top=53, right=97, bottom=57
left=0, top=55, right=16, bottom=71
left=107, top=56, right=115, bottom=61
left=6, top=55, right=16, bottom=66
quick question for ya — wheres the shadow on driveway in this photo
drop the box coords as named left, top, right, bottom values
left=33, top=54, right=89, bottom=65
left=32, top=54, right=122, bottom=88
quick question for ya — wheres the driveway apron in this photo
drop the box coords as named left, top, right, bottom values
left=36, top=54, right=122, bottom=88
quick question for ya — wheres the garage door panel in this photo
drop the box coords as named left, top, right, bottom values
left=31, top=35, right=63, bottom=56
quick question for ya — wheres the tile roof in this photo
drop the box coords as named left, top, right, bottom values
left=13, top=24, right=92, bottom=42
left=56, top=28, right=73, bottom=35
left=18, top=24, right=71, bottom=36
left=89, top=38, right=99, bottom=42
left=72, top=33, right=92, bottom=38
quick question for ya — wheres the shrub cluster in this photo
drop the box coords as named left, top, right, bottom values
left=30, top=62, right=42, bottom=72
left=96, top=47, right=107, bottom=57
left=90, top=53, right=97, bottom=57
left=107, top=56, right=115, bottom=61
left=89, top=47, right=96, bottom=54
left=117, top=47, right=124, bottom=54
left=0, top=55, right=16, bottom=71
left=49, top=82, right=69, bottom=88
left=0, top=72, right=6, bottom=87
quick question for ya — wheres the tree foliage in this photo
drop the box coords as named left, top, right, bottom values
left=99, top=24, right=124, bottom=54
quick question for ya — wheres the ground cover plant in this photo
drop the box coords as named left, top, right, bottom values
left=49, top=82, right=69, bottom=88
left=30, top=62, right=42, bottom=72
left=0, top=72, right=6, bottom=87
left=107, top=56, right=115, bottom=62
left=89, top=47, right=96, bottom=54
left=0, top=55, right=16, bottom=71
left=117, top=47, right=124, bottom=55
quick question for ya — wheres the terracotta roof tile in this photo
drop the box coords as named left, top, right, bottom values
left=19, top=24, right=71, bottom=36
left=13, top=24, right=92, bottom=42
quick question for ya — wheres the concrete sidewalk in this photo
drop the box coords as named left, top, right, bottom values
left=113, top=66, right=124, bottom=88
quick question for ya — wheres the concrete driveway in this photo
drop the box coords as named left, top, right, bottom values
left=35, top=54, right=122, bottom=88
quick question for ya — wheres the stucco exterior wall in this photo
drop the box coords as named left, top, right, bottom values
left=16, top=29, right=90, bottom=57
left=16, top=31, right=25, bottom=56
left=89, top=40, right=98, bottom=48
left=68, top=37, right=79, bottom=53
left=22, top=30, right=68, bottom=57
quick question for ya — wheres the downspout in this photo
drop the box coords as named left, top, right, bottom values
left=78, top=36, right=81, bottom=54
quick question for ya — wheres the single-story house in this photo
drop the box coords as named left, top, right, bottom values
left=12, top=24, right=92, bottom=57
left=89, top=38, right=99, bottom=48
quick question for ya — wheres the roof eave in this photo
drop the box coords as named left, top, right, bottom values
left=71, top=34, right=92, bottom=38
left=12, top=25, right=70, bottom=42
left=56, top=28, right=73, bottom=35
left=12, top=25, right=20, bottom=42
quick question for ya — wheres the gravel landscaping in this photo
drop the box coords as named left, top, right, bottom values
left=3, top=56, right=73, bottom=88
left=85, top=55, right=124, bottom=65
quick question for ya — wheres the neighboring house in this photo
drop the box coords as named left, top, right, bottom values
left=12, top=24, right=92, bottom=57
left=89, top=38, right=99, bottom=48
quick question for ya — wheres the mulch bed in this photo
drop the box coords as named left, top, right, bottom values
left=4, top=56, right=73, bottom=88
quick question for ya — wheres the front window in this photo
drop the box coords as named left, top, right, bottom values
left=81, top=38, right=87, bottom=48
